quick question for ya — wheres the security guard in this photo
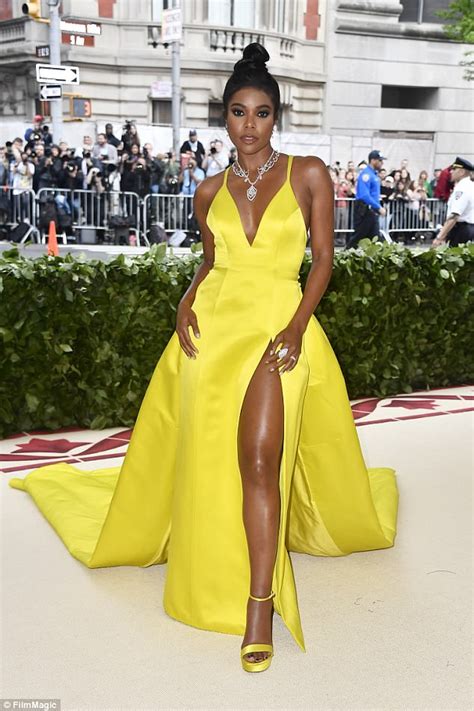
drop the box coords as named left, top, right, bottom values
left=346, top=149, right=387, bottom=249
left=432, top=156, right=474, bottom=247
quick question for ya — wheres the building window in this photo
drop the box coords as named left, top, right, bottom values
left=209, top=101, right=225, bottom=127
left=152, top=99, right=172, bottom=125
left=276, top=0, right=286, bottom=33
left=399, top=0, right=450, bottom=23
left=152, top=0, right=164, bottom=22
left=208, top=0, right=255, bottom=28
left=381, top=85, right=439, bottom=110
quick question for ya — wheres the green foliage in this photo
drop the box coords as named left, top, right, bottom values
left=436, top=0, right=474, bottom=43
left=436, top=0, right=474, bottom=79
left=0, top=239, right=472, bottom=437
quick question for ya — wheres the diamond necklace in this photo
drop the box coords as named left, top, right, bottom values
left=232, top=149, right=280, bottom=201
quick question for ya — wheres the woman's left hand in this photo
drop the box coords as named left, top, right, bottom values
left=265, top=322, right=304, bottom=374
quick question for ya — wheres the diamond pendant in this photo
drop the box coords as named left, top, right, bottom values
left=247, top=185, right=257, bottom=201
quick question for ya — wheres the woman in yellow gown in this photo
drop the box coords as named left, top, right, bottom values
left=9, top=44, right=399, bottom=673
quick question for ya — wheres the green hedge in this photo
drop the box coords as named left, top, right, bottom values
left=0, top=239, right=472, bottom=438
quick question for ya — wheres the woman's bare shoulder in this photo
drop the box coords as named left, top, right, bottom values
left=291, top=154, right=329, bottom=180
left=194, top=170, right=227, bottom=212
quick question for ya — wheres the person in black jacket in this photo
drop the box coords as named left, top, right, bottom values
left=179, top=129, right=205, bottom=168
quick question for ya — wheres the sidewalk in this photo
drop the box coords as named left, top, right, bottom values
left=1, top=386, right=472, bottom=710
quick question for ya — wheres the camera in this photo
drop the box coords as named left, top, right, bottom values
left=210, top=146, right=217, bottom=155
left=44, top=147, right=52, bottom=157
left=135, top=162, right=144, bottom=171
left=100, top=152, right=108, bottom=160
left=30, top=151, right=37, bottom=159
left=66, top=162, right=76, bottom=173
left=32, top=132, right=41, bottom=142
left=83, top=150, right=91, bottom=159
left=188, top=162, right=193, bottom=169
left=166, top=151, right=172, bottom=159
left=123, top=119, right=133, bottom=132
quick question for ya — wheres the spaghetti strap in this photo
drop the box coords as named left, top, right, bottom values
left=223, top=165, right=231, bottom=186
left=286, top=154, right=294, bottom=181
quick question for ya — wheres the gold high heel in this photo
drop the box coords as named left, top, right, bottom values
left=240, top=590, right=275, bottom=673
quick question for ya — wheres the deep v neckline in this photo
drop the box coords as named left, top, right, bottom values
left=225, top=155, right=292, bottom=248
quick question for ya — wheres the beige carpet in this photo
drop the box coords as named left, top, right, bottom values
left=1, top=386, right=472, bottom=710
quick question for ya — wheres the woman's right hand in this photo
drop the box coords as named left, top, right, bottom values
left=176, top=299, right=201, bottom=359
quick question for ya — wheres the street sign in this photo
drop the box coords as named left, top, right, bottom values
left=161, top=8, right=182, bottom=43
left=39, top=84, right=62, bottom=100
left=60, top=19, right=101, bottom=36
left=36, top=63, right=80, bottom=85
left=36, top=45, right=50, bottom=59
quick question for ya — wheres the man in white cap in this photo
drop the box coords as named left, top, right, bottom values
left=432, top=156, right=474, bottom=247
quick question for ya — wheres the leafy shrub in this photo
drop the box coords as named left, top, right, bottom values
left=0, top=239, right=472, bottom=437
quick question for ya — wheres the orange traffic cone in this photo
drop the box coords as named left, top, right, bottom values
left=47, top=220, right=59, bottom=256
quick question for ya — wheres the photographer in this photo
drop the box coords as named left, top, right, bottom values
left=92, top=133, right=118, bottom=170
left=41, top=125, right=53, bottom=146
left=180, top=152, right=205, bottom=196
left=86, top=166, right=105, bottom=194
left=24, top=115, right=44, bottom=147
left=105, top=123, right=121, bottom=150
left=143, top=142, right=163, bottom=194
left=121, top=121, right=140, bottom=154
left=201, top=139, right=229, bottom=177
left=120, top=145, right=150, bottom=197
left=32, top=144, right=57, bottom=192
left=159, top=149, right=180, bottom=194
left=179, top=129, right=205, bottom=168
left=12, top=151, right=35, bottom=220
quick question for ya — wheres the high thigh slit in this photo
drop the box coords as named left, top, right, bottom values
left=8, top=154, right=399, bottom=654
left=237, top=336, right=284, bottom=594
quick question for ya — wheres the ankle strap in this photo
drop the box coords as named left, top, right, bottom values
left=249, top=590, right=275, bottom=602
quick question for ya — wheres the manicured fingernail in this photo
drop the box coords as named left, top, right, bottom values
left=270, top=367, right=274, bottom=371
left=269, top=349, right=273, bottom=355
left=196, top=333, right=200, bottom=338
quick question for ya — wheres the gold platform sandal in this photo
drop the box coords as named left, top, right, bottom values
left=240, top=590, right=275, bottom=673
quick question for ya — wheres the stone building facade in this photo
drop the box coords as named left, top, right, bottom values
left=0, top=0, right=472, bottom=170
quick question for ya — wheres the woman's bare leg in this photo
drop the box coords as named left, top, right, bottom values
left=238, top=340, right=284, bottom=663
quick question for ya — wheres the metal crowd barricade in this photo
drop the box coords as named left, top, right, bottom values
left=142, top=193, right=195, bottom=245
left=36, top=187, right=73, bottom=244
left=333, top=197, right=448, bottom=245
left=35, top=187, right=142, bottom=245
left=0, top=185, right=36, bottom=232
left=2, top=186, right=451, bottom=249
left=386, top=198, right=448, bottom=242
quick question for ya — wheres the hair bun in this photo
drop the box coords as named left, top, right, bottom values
left=233, top=42, right=270, bottom=76
left=242, top=42, right=269, bottom=66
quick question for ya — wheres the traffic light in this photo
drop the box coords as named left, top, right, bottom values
left=22, top=1, right=42, bottom=21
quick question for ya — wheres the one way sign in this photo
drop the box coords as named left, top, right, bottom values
left=39, top=84, right=62, bottom=100
left=36, top=63, right=80, bottom=85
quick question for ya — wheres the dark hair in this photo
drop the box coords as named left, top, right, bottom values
left=223, top=42, right=280, bottom=118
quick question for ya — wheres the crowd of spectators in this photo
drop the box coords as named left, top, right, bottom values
left=0, top=119, right=239, bottom=203
left=0, top=116, right=455, bottom=245
left=328, top=157, right=451, bottom=238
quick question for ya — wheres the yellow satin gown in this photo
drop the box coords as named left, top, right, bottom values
left=9, top=155, right=398, bottom=652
